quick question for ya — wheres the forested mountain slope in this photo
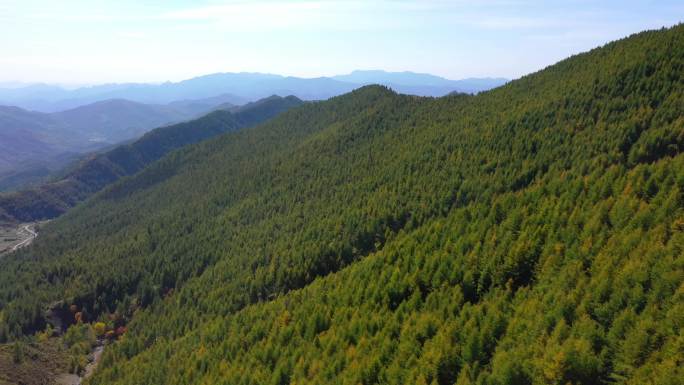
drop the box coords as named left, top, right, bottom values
left=0, top=99, right=205, bottom=167
left=0, top=26, right=683, bottom=385
left=0, top=95, right=303, bottom=223
left=0, top=97, right=245, bottom=192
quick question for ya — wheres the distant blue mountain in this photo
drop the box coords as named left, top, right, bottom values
left=332, top=70, right=508, bottom=92
left=0, top=95, right=241, bottom=190
left=0, top=71, right=508, bottom=112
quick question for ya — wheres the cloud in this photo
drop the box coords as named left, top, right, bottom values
left=117, top=31, right=148, bottom=39
left=158, top=1, right=368, bottom=29
left=155, top=0, right=589, bottom=33
left=460, top=16, right=574, bottom=30
left=155, top=0, right=468, bottom=31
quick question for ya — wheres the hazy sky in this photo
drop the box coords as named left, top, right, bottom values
left=0, top=0, right=681, bottom=84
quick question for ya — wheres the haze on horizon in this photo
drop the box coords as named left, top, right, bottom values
left=0, top=0, right=682, bottom=85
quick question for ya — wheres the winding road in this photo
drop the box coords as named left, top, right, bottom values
left=11, top=224, right=37, bottom=251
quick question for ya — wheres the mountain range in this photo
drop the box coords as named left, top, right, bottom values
left=0, top=94, right=241, bottom=191
left=0, top=71, right=507, bottom=113
left=0, top=71, right=507, bottom=192
left=0, top=95, right=303, bottom=223
left=0, top=25, right=681, bottom=385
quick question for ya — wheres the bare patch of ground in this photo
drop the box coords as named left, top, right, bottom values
left=0, top=339, right=69, bottom=385
left=0, top=338, right=105, bottom=385
left=0, top=221, right=47, bottom=256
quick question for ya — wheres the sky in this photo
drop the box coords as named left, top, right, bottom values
left=0, top=0, right=681, bottom=85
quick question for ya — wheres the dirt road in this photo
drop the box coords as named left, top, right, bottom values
left=55, top=344, right=104, bottom=385
left=0, top=222, right=42, bottom=255
left=12, top=224, right=37, bottom=251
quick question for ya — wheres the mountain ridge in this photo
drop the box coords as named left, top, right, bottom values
left=0, top=95, right=304, bottom=223
left=0, top=95, right=249, bottom=191
left=332, top=69, right=507, bottom=90
left=0, top=71, right=508, bottom=112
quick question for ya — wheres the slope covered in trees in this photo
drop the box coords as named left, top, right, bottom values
left=0, top=97, right=230, bottom=190
left=0, top=26, right=682, bottom=385
left=0, top=95, right=303, bottom=223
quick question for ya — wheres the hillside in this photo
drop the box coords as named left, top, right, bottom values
left=0, top=25, right=682, bottom=385
left=0, top=95, right=303, bottom=223
left=0, top=98, right=239, bottom=192
left=0, top=106, right=65, bottom=172
left=166, top=93, right=245, bottom=116
left=0, top=98, right=198, bottom=153
left=49, top=99, right=191, bottom=144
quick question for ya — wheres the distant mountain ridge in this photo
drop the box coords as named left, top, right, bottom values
left=0, top=71, right=507, bottom=112
left=0, top=94, right=303, bottom=223
left=0, top=95, right=242, bottom=191
left=0, top=71, right=503, bottom=189
left=332, top=69, right=507, bottom=91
